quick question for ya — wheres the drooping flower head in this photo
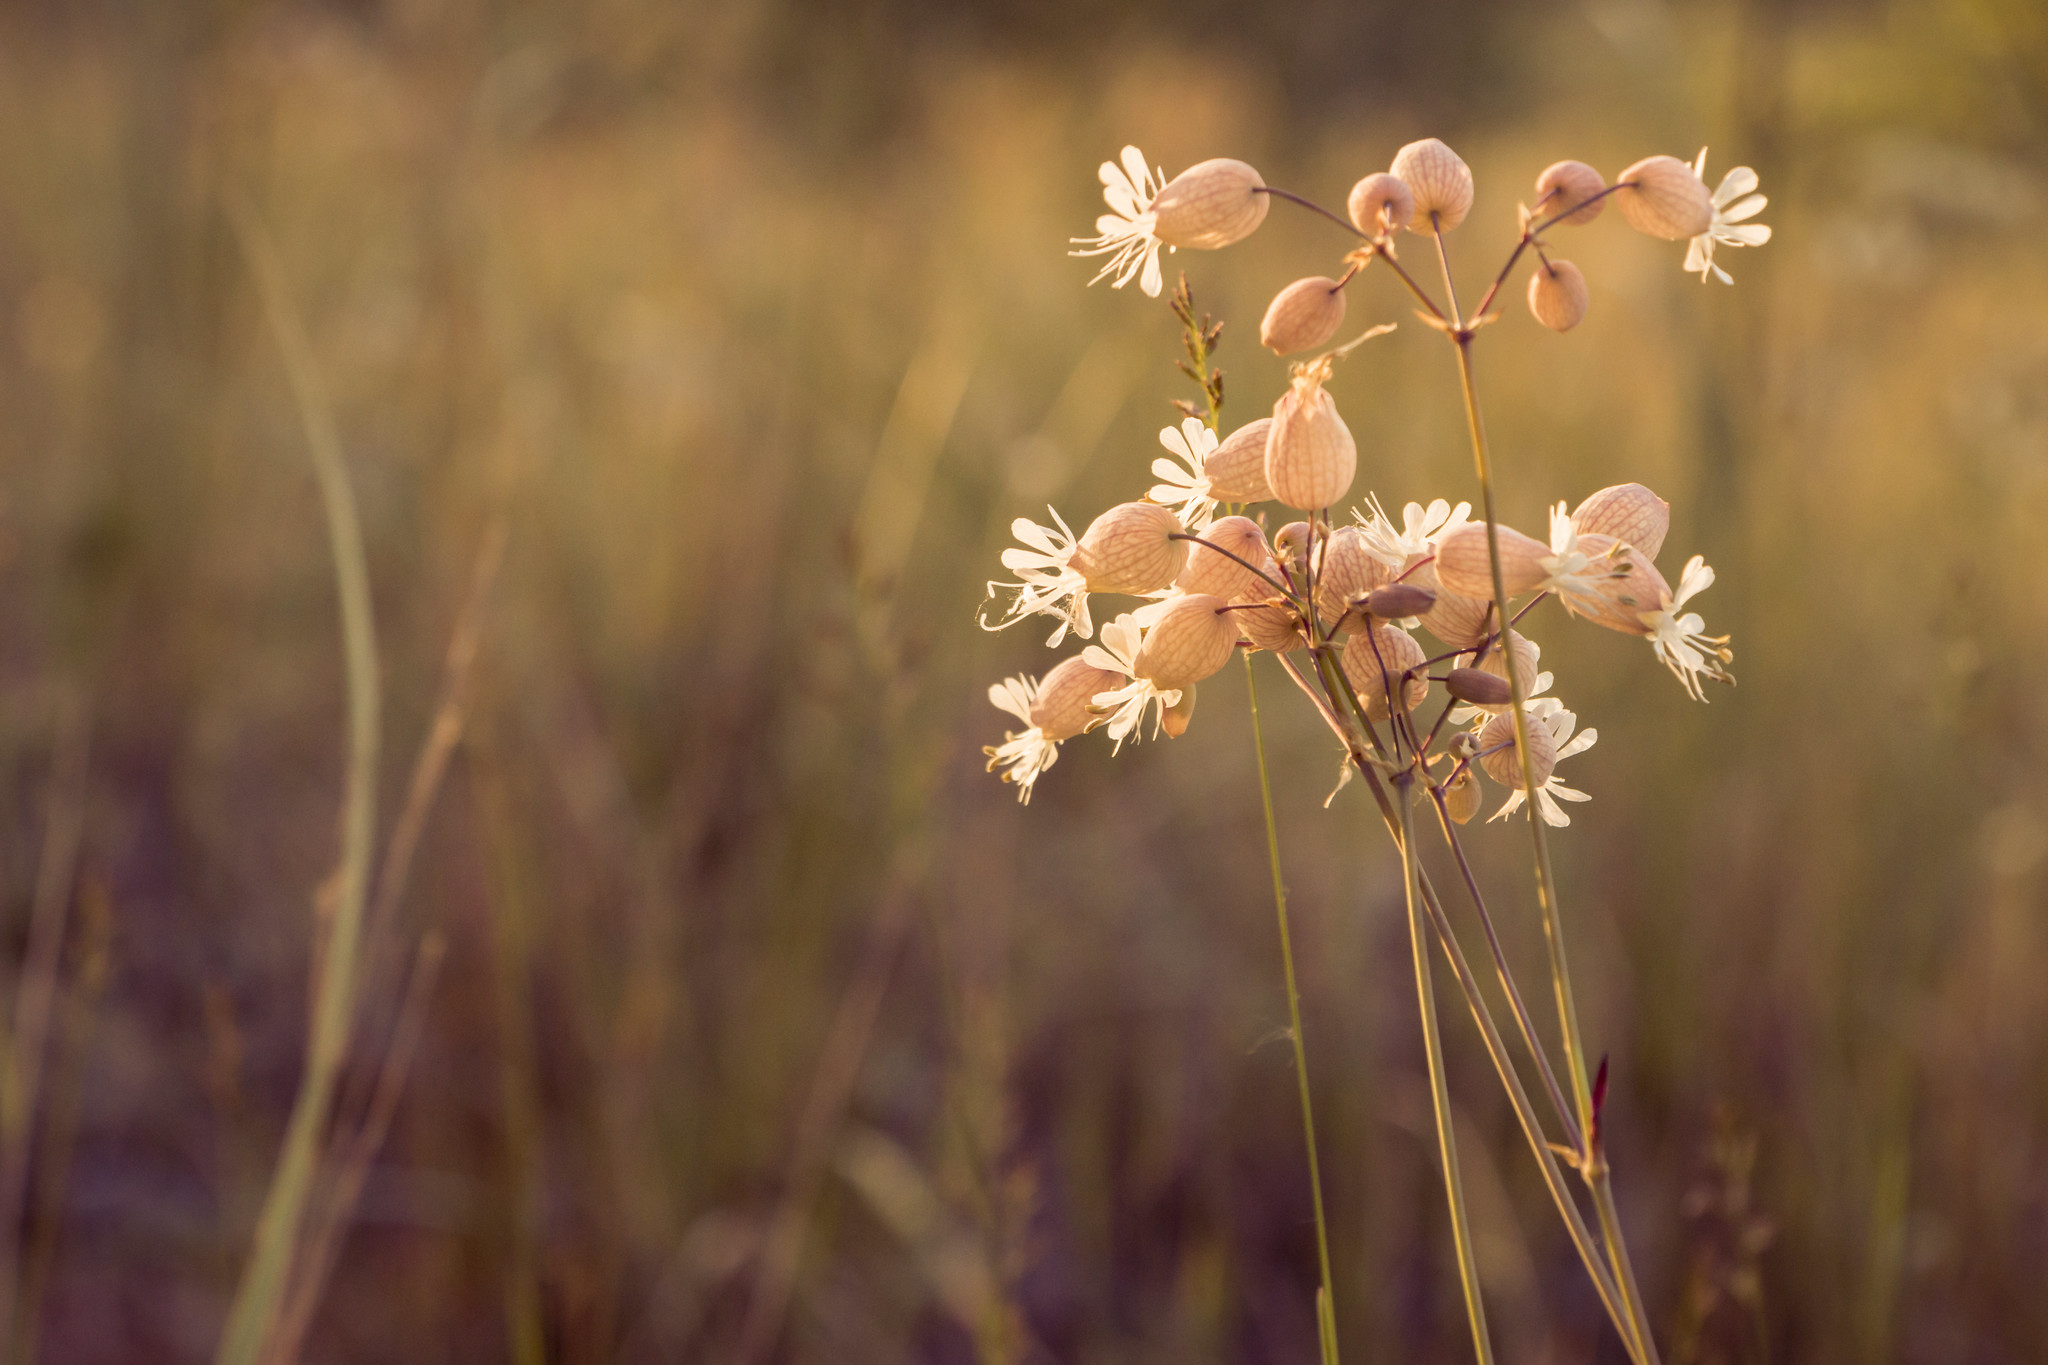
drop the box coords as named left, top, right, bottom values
left=983, top=656, right=1128, bottom=802
left=1482, top=704, right=1598, bottom=827
left=1684, top=150, right=1771, bottom=285
left=1070, top=148, right=1270, bottom=298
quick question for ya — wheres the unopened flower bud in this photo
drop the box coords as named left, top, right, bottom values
left=1442, top=767, right=1483, bottom=824
left=1072, top=502, right=1189, bottom=594
left=1347, top=172, right=1415, bottom=235
left=1265, top=359, right=1356, bottom=511
left=1231, top=589, right=1308, bottom=653
left=1435, top=521, right=1550, bottom=599
left=1390, top=139, right=1474, bottom=233
left=1031, top=655, right=1129, bottom=739
left=1445, top=667, right=1513, bottom=707
left=1571, top=483, right=1669, bottom=562
left=1534, top=160, right=1607, bottom=225
left=1446, top=730, right=1480, bottom=760
left=1478, top=709, right=1557, bottom=790
left=1366, top=581, right=1437, bottom=619
left=1616, top=155, right=1712, bottom=240
left=1177, top=515, right=1271, bottom=598
left=1134, top=594, right=1238, bottom=690
left=1341, top=625, right=1429, bottom=721
left=1160, top=684, right=1197, bottom=737
left=1313, top=525, right=1390, bottom=632
left=1152, top=159, right=1270, bottom=249
left=1527, top=260, right=1588, bottom=332
left=1560, top=533, right=1665, bottom=635
left=1261, top=276, right=1348, bottom=355
left=1207, top=420, right=1275, bottom=502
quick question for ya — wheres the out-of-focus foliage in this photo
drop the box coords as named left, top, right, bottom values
left=0, top=0, right=2044, bottom=1360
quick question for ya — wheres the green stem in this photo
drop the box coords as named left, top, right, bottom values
left=1245, top=653, right=1341, bottom=1365
left=216, top=198, right=382, bottom=1365
left=1449, top=334, right=1660, bottom=1365
left=1396, top=783, right=1493, bottom=1365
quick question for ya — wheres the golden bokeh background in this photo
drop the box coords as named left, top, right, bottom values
left=1, top=0, right=2044, bottom=1360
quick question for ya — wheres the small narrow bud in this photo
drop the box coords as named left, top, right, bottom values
left=1534, top=160, right=1607, bottom=225
left=1134, top=594, right=1238, bottom=690
left=1528, top=260, right=1589, bottom=332
left=1265, top=358, right=1357, bottom=511
left=1389, top=138, right=1475, bottom=233
left=1160, top=684, right=1197, bottom=737
left=1261, top=277, right=1348, bottom=355
left=1073, top=502, right=1189, bottom=595
left=1152, top=159, right=1270, bottom=249
left=1616, top=155, right=1713, bottom=240
left=1572, top=483, right=1669, bottom=561
left=1446, top=667, right=1513, bottom=706
left=1366, top=582, right=1436, bottom=619
left=1207, top=419, right=1275, bottom=502
left=1347, top=172, right=1415, bottom=235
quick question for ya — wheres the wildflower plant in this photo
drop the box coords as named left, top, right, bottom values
left=982, top=138, right=1768, bottom=1363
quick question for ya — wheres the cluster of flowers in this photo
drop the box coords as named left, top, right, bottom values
left=984, top=137, right=1756, bottom=806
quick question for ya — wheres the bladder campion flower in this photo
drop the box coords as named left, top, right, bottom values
left=1684, top=152, right=1771, bottom=284
left=1266, top=354, right=1357, bottom=511
left=1390, top=138, right=1474, bottom=232
left=1071, top=147, right=1270, bottom=297
left=1616, top=153, right=1714, bottom=239
left=1534, top=160, right=1607, bottom=225
left=1482, top=704, right=1598, bottom=826
left=1262, top=276, right=1348, bottom=355
left=984, top=656, right=1127, bottom=802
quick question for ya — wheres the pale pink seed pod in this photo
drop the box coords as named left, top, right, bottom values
left=1261, top=276, right=1348, bottom=355
left=1435, top=521, right=1551, bottom=599
left=1478, top=709, right=1558, bottom=790
left=1151, top=158, right=1269, bottom=249
left=1207, top=420, right=1275, bottom=502
left=1133, top=594, right=1238, bottom=690
left=1030, top=656, right=1129, bottom=740
left=1572, top=483, right=1669, bottom=562
left=1445, top=667, right=1513, bottom=707
left=1534, top=160, right=1607, bottom=226
left=1347, top=172, right=1415, bottom=235
left=1265, top=363, right=1356, bottom=511
left=1406, top=560, right=1495, bottom=649
left=1616, top=155, right=1712, bottom=240
left=1231, top=588, right=1308, bottom=653
left=1313, top=525, right=1392, bottom=632
left=1561, top=532, right=1667, bottom=636
left=1442, top=767, right=1483, bottom=824
left=1390, top=138, right=1474, bottom=233
left=1160, top=684, right=1197, bottom=738
left=1341, top=625, right=1430, bottom=722
left=1176, top=515, right=1272, bottom=599
left=1366, top=581, right=1437, bottom=619
left=1528, top=260, right=1588, bottom=332
left=1072, top=502, right=1189, bottom=595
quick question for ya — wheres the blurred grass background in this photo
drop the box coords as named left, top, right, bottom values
left=0, top=0, right=2045, bottom=1360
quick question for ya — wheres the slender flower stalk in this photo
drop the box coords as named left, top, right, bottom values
left=1246, top=653, right=1341, bottom=1365
left=1396, top=780, right=1494, bottom=1365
